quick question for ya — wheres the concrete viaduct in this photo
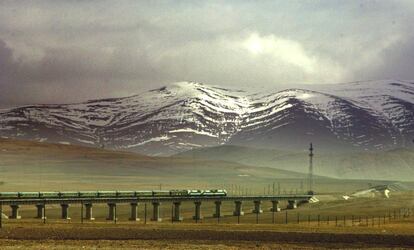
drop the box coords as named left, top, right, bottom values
left=0, top=195, right=312, bottom=222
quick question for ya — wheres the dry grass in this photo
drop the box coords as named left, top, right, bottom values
left=0, top=239, right=359, bottom=250
left=1, top=219, right=414, bottom=249
left=1, top=138, right=414, bottom=248
left=1, top=194, right=414, bottom=249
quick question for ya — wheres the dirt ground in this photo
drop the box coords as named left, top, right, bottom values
left=1, top=193, right=413, bottom=249
left=1, top=220, right=414, bottom=249
left=0, top=239, right=378, bottom=250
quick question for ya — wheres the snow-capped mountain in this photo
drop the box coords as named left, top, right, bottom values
left=1, top=80, right=413, bottom=155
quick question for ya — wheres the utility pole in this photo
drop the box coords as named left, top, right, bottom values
left=278, top=182, right=281, bottom=195
left=308, top=143, right=314, bottom=195
left=300, top=180, right=304, bottom=193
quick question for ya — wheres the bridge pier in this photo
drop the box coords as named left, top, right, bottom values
left=253, top=200, right=263, bottom=214
left=270, top=200, right=281, bottom=212
left=9, top=205, right=21, bottom=219
left=193, top=201, right=203, bottom=221
left=35, top=204, right=46, bottom=219
left=129, top=203, right=140, bottom=221
left=173, top=201, right=183, bottom=222
left=233, top=201, right=244, bottom=216
left=151, top=202, right=162, bottom=222
left=106, top=203, right=117, bottom=221
left=213, top=201, right=222, bottom=218
left=287, top=200, right=297, bottom=209
left=84, top=203, right=95, bottom=220
left=61, top=204, right=70, bottom=220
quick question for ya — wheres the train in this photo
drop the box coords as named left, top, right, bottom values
left=0, top=189, right=227, bottom=199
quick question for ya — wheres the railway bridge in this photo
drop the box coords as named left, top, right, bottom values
left=0, top=194, right=312, bottom=222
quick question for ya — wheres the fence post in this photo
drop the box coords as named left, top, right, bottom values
left=0, top=201, right=2, bottom=229
left=285, top=211, right=288, bottom=224
left=144, top=203, right=147, bottom=224
left=43, top=200, right=46, bottom=224
left=81, top=202, right=84, bottom=224
left=114, top=203, right=117, bottom=224
left=272, top=210, right=275, bottom=224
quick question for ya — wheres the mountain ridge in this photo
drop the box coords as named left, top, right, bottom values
left=1, top=80, right=414, bottom=155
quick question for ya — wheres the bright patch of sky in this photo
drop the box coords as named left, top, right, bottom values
left=0, top=0, right=413, bottom=105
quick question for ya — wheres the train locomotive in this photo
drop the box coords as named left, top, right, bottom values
left=0, top=189, right=227, bottom=199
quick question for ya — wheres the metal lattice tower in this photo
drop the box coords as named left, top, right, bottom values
left=308, top=143, right=314, bottom=194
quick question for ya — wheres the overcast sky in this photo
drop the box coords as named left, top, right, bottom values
left=1, top=0, right=414, bottom=106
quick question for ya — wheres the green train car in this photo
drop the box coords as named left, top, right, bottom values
left=0, top=189, right=227, bottom=199
left=59, top=191, right=79, bottom=198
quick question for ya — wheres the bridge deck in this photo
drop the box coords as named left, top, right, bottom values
left=0, top=195, right=312, bottom=205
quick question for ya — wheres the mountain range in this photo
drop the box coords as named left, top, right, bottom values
left=1, top=80, right=414, bottom=155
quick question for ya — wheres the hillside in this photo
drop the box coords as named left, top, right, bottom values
left=0, top=139, right=314, bottom=192
left=1, top=80, right=414, bottom=156
left=178, top=145, right=414, bottom=181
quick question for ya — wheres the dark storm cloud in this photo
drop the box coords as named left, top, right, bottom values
left=1, top=0, right=414, bottom=106
left=0, top=38, right=167, bottom=105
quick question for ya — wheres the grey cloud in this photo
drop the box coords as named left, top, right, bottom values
left=354, top=34, right=414, bottom=80
left=1, top=1, right=414, bottom=106
left=0, top=39, right=168, bottom=106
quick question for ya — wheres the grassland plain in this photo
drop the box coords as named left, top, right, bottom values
left=1, top=139, right=414, bottom=249
left=1, top=193, right=413, bottom=249
left=178, top=145, right=414, bottom=181
left=0, top=138, right=408, bottom=194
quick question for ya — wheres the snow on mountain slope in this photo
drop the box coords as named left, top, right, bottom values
left=321, top=80, right=414, bottom=142
left=230, top=87, right=400, bottom=151
left=0, top=82, right=249, bottom=155
left=0, top=80, right=413, bottom=155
